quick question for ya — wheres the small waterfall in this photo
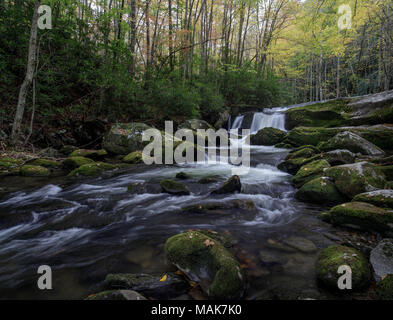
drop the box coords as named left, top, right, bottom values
left=231, top=115, right=244, bottom=130
left=250, top=111, right=286, bottom=133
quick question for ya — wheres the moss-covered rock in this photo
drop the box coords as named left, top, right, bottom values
left=123, top=151, right=143, bottom=164
left=324, top=202, right=393, bottom=233
left=323, top=149, right=355, bottom=166
left=20, top=165, right=50, bottom=177
left=198, top=176, right=219, bottom=184
left=380, top=165, right=393, bottom=181
left=176, top=171, right=190, bottom=180
left=316, top=245, right=371, bottom=291
left=285, top=146, right=319, bottom=161
left=62, top=156, right=95, bottom=170
left=165, top=231, right=244, bottom=299
left=86, top=290, right=146, bottom=300
left=102, top=122, right=153, bottom=155
left=295, top=176, right=347, bottom=205
left=250, top=127, right=286, bottom=146
left=69, top=148, right=107, bottom=159
left=277, top=155, right=321, bottom=175
left=318, top=131, right=385, bottom=156
left=370, top=239, right=393, bottom=281
left=160, top=179, right=190, bottom=195
left=68, top=162, right=116, bottom=177
left=0, top=157, right=23, bottom=176
left=28, top=158, right=60, bottom=168
left=182, top=199, right=255, bottom=214
left=212, top=175, right=241, bottom=194
left=59, top=145, right=78, bottom=156
left=353, top=190, right=393, bottom=209
left=325, top=162, right=386, bottom=198
left=291, top=159, right=330, bottom=187
left=178, top=119, right=213, bottom=130
left=376, top=274, right=393, bottom=300
left=127, top=182, right=161, bottom=194
left=103, top=273, right=189, bottom=299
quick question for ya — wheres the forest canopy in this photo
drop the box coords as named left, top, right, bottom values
left=0, top=0, right=392, bottom=146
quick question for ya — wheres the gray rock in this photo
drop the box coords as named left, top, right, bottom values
left=370, top=239, right=393, bottom=282
left=283, top=237, right=317, bottom=253
left=324, top=149, right=355, bottom=165
left=353, top=190, right=393, bottom=209
left=178, top=119, right=213, bottom=131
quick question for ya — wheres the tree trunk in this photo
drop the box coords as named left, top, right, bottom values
left=11, top=0, right=41, bottom=145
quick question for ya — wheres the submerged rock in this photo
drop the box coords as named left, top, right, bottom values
left=62, top=156, right=94, bottom=170
left=20, top=165, right=50, bottom=177
left=376, top=274, right=393, bottom=300
left=370, top=239, right=393, bottom=282
left=316, top=245, right=371, bottom=291
left=103, top=273, right=189, bottom=299
left=198, top=176, right=219, bottom=184
left=86, top=290, right=146, bottom=300
left=323, top=202, right=393, bottom=234
left=283, top=237, right=317, bottom=253
left=102, top=122, right=152, bottom=155
left=212, top=175, right=241, bottom=194
left=323, top=149, right=355, bottom=166
left=123, top=151, right=143, bottom=164
left=165, top=231, right=244, bottom=299
left=353, top=190, right=393, bottom=209
left=325, top=162, right=386, bottom=199
left=127, top=182, right=161, bottom=194
left=160, top=179, right=190, bottom=195
left=250, top=127, right=286, bottom=146
left=291, top=159, right=330, bottom=187
left=295, top=176, right=346, bottom=205
left=176, top=171, right=190, bottom=180
left=181, top=199, right=255, bottom=214
left=319, top=131, right=385, bottom=156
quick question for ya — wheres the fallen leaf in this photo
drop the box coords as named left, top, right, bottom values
left=204, top=239, right=215, bottom=247
left=160, top=274, right=167, bottom=282
left=174, top=270, right=184, bottom=276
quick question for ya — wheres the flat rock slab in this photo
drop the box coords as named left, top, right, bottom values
left=283, top=237, right=318, bottom=253
left=370, top=239, right=393, bottom=282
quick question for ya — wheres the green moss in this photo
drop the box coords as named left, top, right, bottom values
left=283, top=127, right=340, bottom=147
left=20, top=165, right=50, bottom=177
left=278, top=155, right=322, bottom=175
left=0, top=157, right=23, bottom=176
left=295, top=176, right=346, bottom=205
left=250, top=127, right=286, bottom=146
left=353, top=191, right=393, bottom=209
left=325, top=162, right=386, bottom=199
left=380, top=166, right=393, bottom=181
left=316, top=245, right=371, bottom=291
left=292, top=159, right=330, bottom=187
left=69, top=149, right=107, bottom=159
left=165, top=231, right=244, bottom=299
left=376, top=274, right=393, bottom=300
left=62, top=156, right=95, bottom=170
left=160, top=179, right=190, bottom=195
left=123, top=151, right=143, bottom=164
left=286, top=146, right=319, bottom=160
left=29, top=158, right=60, bottom=168
left=328, top=201, right=393, bottom=233
left=68, top=162, right=116, bottom=177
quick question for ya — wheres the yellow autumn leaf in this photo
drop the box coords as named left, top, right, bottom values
left=160, top=274, right=167, bottom=282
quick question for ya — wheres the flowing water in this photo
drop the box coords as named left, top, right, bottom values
left=0, top=105, right=337, bottom=300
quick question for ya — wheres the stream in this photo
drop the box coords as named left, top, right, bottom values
left=0, top=105, right=337, bottom=300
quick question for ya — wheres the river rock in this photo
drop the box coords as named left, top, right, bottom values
left=250, top=127, right=286, bottom=146
left=59, top=145, right=78, bottom=156
left=212, top=175, right=241, bottom=194
left=69, top=148, right=107, bottom=160
left=165, top=231, right=244, bottom=299
left=103, top=273, right=189, bottom=299
left=277, top=155, right=321, bottom=175
left=127, top=182, right=161, bottom=194
left=181, top=199, right=255, bottom=214
left=123, top=151, right=143, bottom=164
left=86, top=290, right=147, bottom=300
left=323, top=149, right=355, bottom=165
left=176, top=171, right=190, bottom=180
left=353, top=190, right=393, bottom=209
left=102, top=122, right=152, bottom=155
left=160, top=179, right=190, bottom=195
left=285, top=146, right=319, bottom=160
left=283, top=237, right=317, bottom=253
left=0, top=157, right=23, bottom=176
left=68, top=162, right=116, bottom=177
left=325, top=162, right=386, bottom=199
left=62, top=156, right=95, bottom=170
left=319, top=131, right=385, bottom=156
left=38, top=147, right=61, bottom=158
left=178, top=119, right=213, bottom=131
left=323, top=202, right=393, bottom=234
left=27, top=158, right=60, bottom=168
left=20, top=165, right=50, bottom=177
left=291, top=159, right=330, bottom=187
left=380, top=166, right=393, bottom=181
left=198, top=176, right=219, bottom=184
left=295, top=176, right=347, bottom=205
left=316, top=245, right=371, bottom=291
left=370, top=239, right=393, bottom=282
left=376, top=274, right=393, bottom=300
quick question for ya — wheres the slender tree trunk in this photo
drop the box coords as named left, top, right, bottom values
left=336, top=54, right=340, bottom=98
left=129, top=0, right=137, bottom=75
left=11, top=0, right=41, bottom=145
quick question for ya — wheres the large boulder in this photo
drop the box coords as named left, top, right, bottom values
left=353, top=190, right=393, bottom=209
left=165, top=231, right=244, bottom=299
left=319, top=131, right=384, bottom=156
left=295, top=176, right=346, bottom=205
left=178, top=119, right=213, bottom=131
left=285, top=145, right=319, bottom=160
left=316, top=245, right=371, bottom=291
left=123, top=151, right=143, bottom=164
left=250, top=127, right=286, bottom=146
left=291, top=159, right=330, bottom=187
left=103, top=273, right=189, bottom=299
left=323, top=149, right=355, bottom=166
left=62, top=156, right=94, bottom=170
left=370, top=239, right=393, bottom=282
left=102, top=122, right=152, bottom=155
left=277, top=155, right=321, bottom=175
left=323, top=202, right=393, bottom=234
left=325, top=162, right=386, bottom=199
